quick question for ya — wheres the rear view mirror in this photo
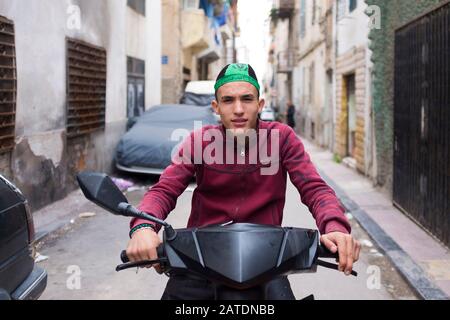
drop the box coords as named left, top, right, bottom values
left=76, top=172, right=128, bottom=215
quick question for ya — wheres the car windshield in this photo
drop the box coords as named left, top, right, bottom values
left=180, top=92, right=215, bottom=107
left=136, top=104, right=218, bottom=126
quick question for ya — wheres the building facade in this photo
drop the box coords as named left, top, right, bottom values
left=267, top=0, right=296, bottom=120
left=268, top=0, right=374, bottom=177
left=294, top=0, right=330, bottom=148
left=161, top=0, right=239, bottom=104
left=334, top=0, right=373, bottom=175
left=0, top=0, right=162, bottom=210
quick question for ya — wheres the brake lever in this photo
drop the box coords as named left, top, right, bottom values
left=115, top=258, right=168, bottom=272
left=316, top=259, right=358, bottom=277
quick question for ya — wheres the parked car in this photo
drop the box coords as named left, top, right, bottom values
left=0, top=175, right=47, bottom=300
left=180, top=80, right=216, bottom=107
left=115, top=104, right=219, bottom=175
left=259, top=107, right=276, bottom=122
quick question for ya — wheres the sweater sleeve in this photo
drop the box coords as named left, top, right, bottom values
left=281, top=126, right=351, bottom=235
left=130, top=131, right=196, bottom=233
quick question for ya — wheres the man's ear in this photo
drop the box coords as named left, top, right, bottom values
left=212, top=100, right=220, bottom=115
left=258, top=98, right=265, bottom=113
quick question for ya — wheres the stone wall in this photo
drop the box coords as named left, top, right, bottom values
left=365, top=0, right=447, bottom=190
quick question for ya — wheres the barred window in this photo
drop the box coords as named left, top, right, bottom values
left=66, top=38, right=107, bottom=138
left=127, top=57, right=145, bottom=119
left=0, top=16, right=16, bottom=154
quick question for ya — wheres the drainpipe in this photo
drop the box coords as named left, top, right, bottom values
left=331, top=0, right=337, bottom=153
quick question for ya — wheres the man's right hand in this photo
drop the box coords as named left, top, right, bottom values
left=126, top=228, right=163, bottom=273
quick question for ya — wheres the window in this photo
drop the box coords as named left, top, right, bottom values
left=338, top=0, right=357, bottom=20
left=0, top=16, right=16, bottom=154
left=183, top=0, right=199, bottom=10
left=312, top=0, right=316, bottom=25
left=300, top=0, right=306, bottom=38
left=308, top=62, right=315, bottom=105
left=66, top=38, right=107, bottom=138
left=337, top=0, right=346, bottom=20
left=127, top=57, right=145, bottom=119
left=127, top=0, right=146, bottom=16
left=349, top=0, right=358, bottom=12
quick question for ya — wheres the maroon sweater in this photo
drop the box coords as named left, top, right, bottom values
left=131, top=120, right=350, bottom=235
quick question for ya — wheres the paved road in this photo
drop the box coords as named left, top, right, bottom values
left=37, top=175, right=418, bottom=300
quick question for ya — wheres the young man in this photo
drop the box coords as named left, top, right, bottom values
left=126, top=63, right=360, bottom=300
left=286, top=100, right=296, bottom=129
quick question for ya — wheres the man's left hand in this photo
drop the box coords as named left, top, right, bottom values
left=320, top=232, right=361, bottom=276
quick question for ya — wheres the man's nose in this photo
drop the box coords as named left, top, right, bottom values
left=233, top=100, right=244, bottom=115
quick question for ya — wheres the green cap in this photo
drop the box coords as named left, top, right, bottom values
left=214, top=63, right=260, bottom=93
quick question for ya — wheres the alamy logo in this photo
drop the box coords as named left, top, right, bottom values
left=67, top=5, right=81, bottom=31
left=170, top=122, right=281, bottom=176
left=366, top=265, right=381, bottom=290
left=66, top=265, right=82, bottom=290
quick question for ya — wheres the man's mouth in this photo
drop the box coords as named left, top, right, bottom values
left=231, top=119, right=248, bottom=127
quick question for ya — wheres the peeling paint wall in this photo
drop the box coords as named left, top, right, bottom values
left=365, top=0, right=447, bottom=191
left=0, top=0, right=162, bottom=211
left=0, top=153, right=12, bottom=181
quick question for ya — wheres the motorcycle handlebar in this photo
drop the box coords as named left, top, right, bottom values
left=120, top=250, right=129, bottom=263
left=119, top=244, right=356, bottom=276
left=316, top=245, right=358, bottom=277
left=317, top=245, right=340, bottom=260
left=120, top=245, right=338, bottom=263
left=120, top=245, right=165, bottom=263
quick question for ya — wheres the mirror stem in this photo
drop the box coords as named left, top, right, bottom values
left=118, top=203, right=176, bottom=239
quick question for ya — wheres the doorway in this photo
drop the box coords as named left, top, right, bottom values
left=345, top=74, right=356, bottom=158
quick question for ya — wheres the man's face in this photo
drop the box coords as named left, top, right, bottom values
left=212, top=81, right=265, bottom=136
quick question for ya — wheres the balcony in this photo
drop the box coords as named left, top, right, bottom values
left=181, top=9, right=210, bottom=52
left=276, top=0, right=295, bottom=19
left=277, top=50, right=296, bottom=73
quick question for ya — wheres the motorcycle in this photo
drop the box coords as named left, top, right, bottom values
left=76, top=171, right=357, bottom=300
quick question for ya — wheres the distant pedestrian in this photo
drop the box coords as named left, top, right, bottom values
left=286, top=101, right=296, bottom=129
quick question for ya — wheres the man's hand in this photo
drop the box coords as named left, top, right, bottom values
left=126, top=228, right=163, bottom=274
left=320, top=232, right=361, bottom=276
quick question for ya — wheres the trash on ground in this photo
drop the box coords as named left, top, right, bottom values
left=369, top=249, right=384, bottom=257
left=126, top=186, right=146, bottom=193
left=361, top=239, right=374, bottom=248
left=35, top=252, right=49, bottom=263
left=79, top=212, right=96, bottom=219
left=345, top=213, right=353, bottom=220
left=111, top=177, right=134, bottom=191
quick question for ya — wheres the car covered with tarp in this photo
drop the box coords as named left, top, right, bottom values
left=115, top=104, right=218, bottom=175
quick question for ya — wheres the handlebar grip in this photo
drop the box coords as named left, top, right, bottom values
left=120, top=245, right=164, bottom=263
left=157, top=245, right=164, bottom=258
left=121, top=250, right=129, bottom=263
left=318, top=246, right=339, bottom=260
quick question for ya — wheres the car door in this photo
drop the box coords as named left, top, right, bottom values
left=0, top=175, right=34, bottom=294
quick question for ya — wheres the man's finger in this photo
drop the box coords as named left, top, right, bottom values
left=345, top=236, right=354, bottom=275
left=336, top=237, right=348, bottom=272
left=126, top=245, right=138, bottom=262
left=354, top=241, right=361, bottom=262
left=320, top=235, right=338, bottom=253
left=154, top=264, right=163, bottom=274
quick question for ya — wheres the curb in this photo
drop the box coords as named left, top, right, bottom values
left=318, top=169, right=449, bottom=300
